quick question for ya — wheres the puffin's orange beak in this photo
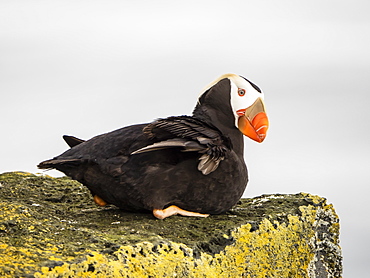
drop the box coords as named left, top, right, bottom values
left=237, top=98, right=269, bottom=143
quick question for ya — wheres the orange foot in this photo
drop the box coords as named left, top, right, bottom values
left=153, top=205, right=210, bottom=220
left=93, top=195, right=108, bottom=207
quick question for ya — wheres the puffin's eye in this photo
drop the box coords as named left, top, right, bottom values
left=238, top=88, right=246, bottom=96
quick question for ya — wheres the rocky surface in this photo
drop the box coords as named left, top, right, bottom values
left=0, top=172, right=342, bottom=277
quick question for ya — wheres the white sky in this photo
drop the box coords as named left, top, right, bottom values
left=1, top=1, right=370, bottom=276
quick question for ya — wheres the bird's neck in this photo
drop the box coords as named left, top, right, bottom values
left=192, top=104, right=245, bottom=156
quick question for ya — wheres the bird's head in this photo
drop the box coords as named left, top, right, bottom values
left=195, top=73, right=269, bottom=143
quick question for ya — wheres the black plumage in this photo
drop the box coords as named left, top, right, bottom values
left=38, top=74, right=268, bottom=218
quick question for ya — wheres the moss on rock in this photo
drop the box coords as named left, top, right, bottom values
left=0, top=172, right=342, bottom=277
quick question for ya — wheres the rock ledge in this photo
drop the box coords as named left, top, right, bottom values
left=0, top=172, right=342, bottom=277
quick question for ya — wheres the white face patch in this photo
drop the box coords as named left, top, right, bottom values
left=228, top=75, right=265, bottom=128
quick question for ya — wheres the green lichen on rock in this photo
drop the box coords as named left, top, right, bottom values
left=0, top=172, right=342, bottom=277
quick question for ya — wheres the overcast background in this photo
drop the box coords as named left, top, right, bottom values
left=1, top=0, right=369, bottom=276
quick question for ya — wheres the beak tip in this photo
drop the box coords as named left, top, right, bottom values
left=253, top=132, right=267, bottom=143
left=258, top=135, right=266, bottom=143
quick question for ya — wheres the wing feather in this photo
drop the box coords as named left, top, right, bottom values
left=131, top=139, right=204, bottom=154
left=132, top=116, right=230, bottom=175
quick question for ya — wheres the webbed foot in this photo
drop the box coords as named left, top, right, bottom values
left=93, top=195, right=108, bottom=206
left=153, top=205, right=209, bottom=219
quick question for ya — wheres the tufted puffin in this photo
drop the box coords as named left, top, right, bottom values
left=38, top=74, right=268, bottom=219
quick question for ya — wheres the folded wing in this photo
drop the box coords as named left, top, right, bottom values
left=131, top=116, right=229, bottom=175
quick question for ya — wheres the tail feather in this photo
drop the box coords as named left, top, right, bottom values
left=63, top=135, right=85, bottom=148
left=37, top=158, right=83, bottom=170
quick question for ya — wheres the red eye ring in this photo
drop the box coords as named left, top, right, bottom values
left=238, top=88, right=246, bottom=96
